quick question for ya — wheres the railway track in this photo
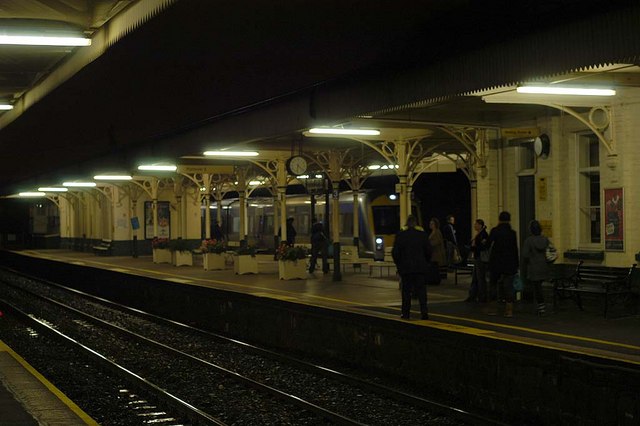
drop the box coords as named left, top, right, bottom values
left=0, top=268, right=505, bottom=425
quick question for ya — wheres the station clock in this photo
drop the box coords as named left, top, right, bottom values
left=286, top=155, right=308, bottom=175
left=534, top=134, right=550, bottom=159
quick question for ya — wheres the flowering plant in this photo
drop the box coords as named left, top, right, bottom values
left=200, top=239, right=226, bottom=254
left=275, top=243, right=307, bottom=261
left=151, top=237, right=169, bottom=249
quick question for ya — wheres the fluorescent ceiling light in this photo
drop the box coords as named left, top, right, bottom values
left=203, top=151, right=259, bottom=157
left=516, top=86, right=616, bottom=96
left=19, top=192, right=46, bottom=197
left=138, top=165, right=177, bottom=171
left=296, top=175, right=309, bottom=179
left=309, top=128, right=380, bottom=136
left=0, top=104, right=13, bottom=111
left=94, top=175, right=132, bottom=180
left=0, top=35, right=91, bottom=46
left=63, top=182, right=96, bottom=187
left=249, top=180, right=264, bottom=186
left=38, top=187, right=68, bottom=192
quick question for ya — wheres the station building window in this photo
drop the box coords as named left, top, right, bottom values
left=577, top=133, right=601, bottom=245
left=518, top=142, right=536, bottom=173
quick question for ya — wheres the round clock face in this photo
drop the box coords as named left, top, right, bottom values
left=288, top=156, right=307, bottom=175
left=534, top=134, right=550, bottom=159
left=534, top=137, right=544, bottom=156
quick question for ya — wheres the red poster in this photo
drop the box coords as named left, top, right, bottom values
left=604, top=188, right=623, bottom=251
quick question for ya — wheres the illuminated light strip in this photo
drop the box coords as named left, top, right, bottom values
left=203, top=151, right=259, bottom=157
left=94, top=175, right=132, bottom=180
left=63, top=182, right=96, bottom=187
left=38, top=187, right=68, bottom=192
left=0, top=104, right=13, bottom=110
left=309, top=128, right=380, bottom=136
left=517, top=86, right=616, bottom=96
left=138, top=165, right=177, bottom=171
left=0, top=35, right=91, bottom=46
left=18, top=192, right=46, bottom=197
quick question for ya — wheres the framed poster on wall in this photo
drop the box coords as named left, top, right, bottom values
left=604, top=187, right=623, bottom=251
left=144, top=201, right=171, bottom=239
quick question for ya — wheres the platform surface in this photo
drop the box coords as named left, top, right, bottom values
left=11, top=249, right=640, bottom=366
left=0, top=340, right=96, bottom=425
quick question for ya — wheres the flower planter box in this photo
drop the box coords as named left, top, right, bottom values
left=172, top=250, right=193, bottom=267
left=234, top=255, right=258, bottom=275
left=278, top=260, right=307, bottom=280
left=203, top=253, right=226, bottom=270
left=152, top=248, right=172, bottom=264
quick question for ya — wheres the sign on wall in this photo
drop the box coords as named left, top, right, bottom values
left=604, top=187, right=623, bottom=251
left=144, top=201, right=171, bottom=239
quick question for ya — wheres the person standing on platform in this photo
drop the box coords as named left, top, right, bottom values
left=392, top=215, right=432, bottom=320
left=428, top=218, right=446, bottom=280
left=466, top=219, right=489, bottom=302
left=443, top=214, right=459, bottom=266
left=212, top=221, right=224, bottom=242
left=521, top=219, right=551, bottom=316
left=308, top=221, right=327, bottom=277
left=278, top=217, right=297, bottom=245
left=486, top=211, right=519, bottom=317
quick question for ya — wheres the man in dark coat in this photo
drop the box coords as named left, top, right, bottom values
left=308, top=221, right=327, bottom=276
left=392, top=215, right=432, bottom=320
left=487, top=211, right=519, bottom=317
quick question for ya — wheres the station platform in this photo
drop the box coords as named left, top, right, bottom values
left=8, top=249, right=640, bottom=366
left=0, top=340, right=96, bottom=425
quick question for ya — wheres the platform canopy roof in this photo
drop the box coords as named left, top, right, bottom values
left=0, top=0, right=639, bottom=194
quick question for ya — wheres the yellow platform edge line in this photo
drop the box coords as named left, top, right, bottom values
left=429, top=312, right=640, bottom=351
left=0, top=341, right=98, bottom=425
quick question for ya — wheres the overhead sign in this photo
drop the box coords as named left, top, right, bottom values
left=177, top=165, right=235, bottom=174
left=501, top=127, right=539, bottom=138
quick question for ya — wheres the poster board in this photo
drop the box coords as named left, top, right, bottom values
left=604, top=187, right=623, bottom=251
left=144, top=201, right=171, bottom=239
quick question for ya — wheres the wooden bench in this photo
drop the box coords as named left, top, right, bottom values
left=92, top=239, right=112, bottom=256
left=453, top=261, right=474, bottom=285
left=552, top=261, right=637, bottom=317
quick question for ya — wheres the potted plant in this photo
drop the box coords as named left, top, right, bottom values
left=152, top=237, right=172, bottom=264
left=276, top=243, right=308, bottom=280
left=201, top=238, right=226, bottom=270
left=234, top=245, right=258, bottom=275
left=169, top=238, right=193, bottom=267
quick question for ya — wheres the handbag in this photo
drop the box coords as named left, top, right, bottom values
left=479, top=249, right=490, bottom=263
left=513, top=273, right=524, bottom=292
left=546, top=240, right=558, bottom=263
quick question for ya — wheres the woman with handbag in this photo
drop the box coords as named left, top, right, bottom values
left=521, top=220, right=551, bottom=316
left=466, top=219, right=490, bottom=302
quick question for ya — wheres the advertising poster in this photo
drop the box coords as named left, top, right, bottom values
left=604, top=188, right=623, bottom=251
left=144, top=201, right=171, bottom=239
